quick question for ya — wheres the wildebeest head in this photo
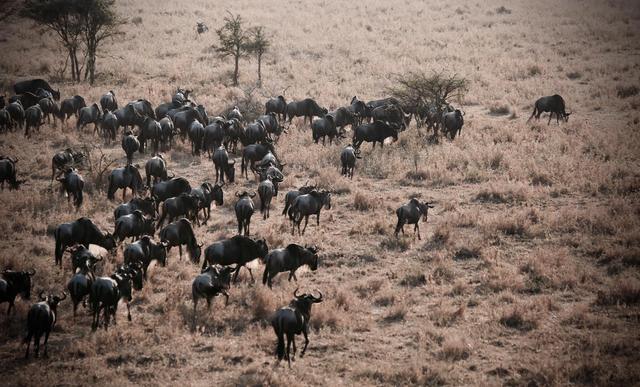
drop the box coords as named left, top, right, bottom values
left=189, top=242, right=203, bottom=264
left=304, top=245, right=319, bottom=270
left=255, top=238, right=269, bottom=258
left=111, top=271, right=133, bottom=300
left=2, top=269, right=35, bottom=299
left=103, top=232, right=117, bottom=252
left=235, top=190, right=256, bottom=198
left=39, top=291, right=67, bottom=309
left=418, top=201, right=434, bottom=222
left=291, top=288, right=324, bottom=314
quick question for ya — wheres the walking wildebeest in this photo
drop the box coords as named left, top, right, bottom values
left=234, top=191, right=256, bottom=236
left=100, top=110, right=119, bottom=143
left=114, top=103, right=145, bottom=132
left=24, top=291, right=66, bottom=358
left=189, top=119, right=205, bottom=155
left=340, top=144, right=361, bottom=179
left=0, top=269, right=35, bottom=314
left=441, top=109, right=464, bottom=139
left=150, top=177, right=192, bottom=211
left=123, top=236, right=168, bottom=279
left=527, top=94, right=571, bottom=124
left=157, top=193, right=200, bottom=228
left=99, top=90, right=118, bottom=112
left=54, top=217, right=116, bottom=266
left=6, top=101, right=25, bottom=129
left=89, top=264, right=140, bottom=330
left=77, top=103, right=101, bottom=132
left=201, top=235, right=268, bottom=281
left=394, top=198, right=434, bottom=240
left=285, top=98, right=328, bottom=125
left=0, top=156, right=25, bottom=190
left=38, top=97, right=60, bottom=126
left=158, top=218, right=202, bottom=263
left=122, top=131, right=140, bottom=164
left=266, top=95, right=287, bottom=121
left=191, top=265, right=234, bottom=328
left=145, top=154, right=169, bottom=187
left=258, top=112, right=284, bottom=141
left=212, top=146, right=236, bottom=184
left=52, top=148, right=84, bottom=181
left=289, top=190, right=332, bottom=236
left=114, top=210, right=156, bottom=242
left=107, top=164, right=146, bottom=201
left=13, top=79, right=60, bottom=101
left=282, top=183, right=316, bottom=217
left=139, top=116, right=162, bottom=155
left=262, top=244, right=319, bottom=288
left=190, top=182, right=223, bottom=224
left=241, top=142, right=277, bottom=179
left=0, top=108, right=13, bottom=132
left=352, top=120, right=400, bottom=149
left=67, top=253, right=101, bottom=318
left=311, top=114, right=340, bottom=145
left=59, top=95, right=86, bottom=126
left=56, top=167, right=85, bottom=209
left=114, top=197, right=156, bottom=221
left=24, top=104, right=43, bottom=137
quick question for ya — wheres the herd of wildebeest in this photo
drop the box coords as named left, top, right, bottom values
left=0, top=78, right=572, bottom=365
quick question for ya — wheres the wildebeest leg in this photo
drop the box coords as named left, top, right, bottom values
left=43, top=330, right=50, bottom=357
left=122, top=187, right=127, bottom=202
left=394, top=218, right=405, bottom=237
left=291, top=335, right=297, bottom=361
left=223, top=290, right=229, bottom=306
left=233, top=265, right=242, bottom=283
left=24, top=332, right=32, bottom=358
left=302, top=215, right=310, bottom=235
left=34, top=333, right=41, bottom=357
left=239, top=218, right=243, bottom=235
left=414, top=223, right=421, bottom=240
left=317, top=212, right=320, bottom=226
left=548, top=113, right=552, bottom=125
left=192, top=298, right=198, bottom=328
left=300, top=326, right=309, bottom=357
left=286, top=333, right=293, bottom=367
left=178, top=245, right=183, bottom=260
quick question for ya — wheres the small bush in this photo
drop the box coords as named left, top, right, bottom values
left=353, top=191, right=374, bottom=211
left=131, top=16, right=143, bottom=25
left=566, top=71, right=582, bottom=80
left=400, top=273, right=427, bottom=287
left=439, top=337, right=471, bottom=361
left=617, top=85, right=639, bottom=98
left=596, top=278, right=640, bottom=306
left=499, top=306, right=538, bottom=331
left=528, top=65, right=542, bottom=77
left=383, top=303, right=407, bottom=322
left=496, top=6, right=511, bottom=14
left=488, top=104, right=510, bottom=116
left=453, top=247, right=480, bottom=260
left=380, top=236, right=410, bottom=251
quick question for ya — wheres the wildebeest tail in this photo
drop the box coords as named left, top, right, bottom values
left=107, top=175, right=115, bottom=200
left=76, top=189, right=83, bottom=208
left=262, top=259, right=270, bottom=285
left=54, top=228, right=63, bottom=265
left=527, top=105, right=537, bottom=122
left=274, top=319, right=285, bottom=360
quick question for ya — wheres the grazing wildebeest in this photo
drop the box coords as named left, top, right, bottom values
left=0, top=108, right=13, bottom=132
left=289, top=190, right=332, bottom=236
left=340, top=144, right=361, bottom=179
left=0, top=269, right=35, bottom=314
left=329, top=107, right=358, bottom=133
left=241, top=142, right=277, bottom=179
left=56, top=167, right=85, bottom=209
left=114, top=103, right=144, bottom=132
left=13, top=79, right=60, bottom=101
left=212, top=146, right=236, bottom=184
left=68, top=244, right=99, bottom=274
left=0, top=156, right=25, bottom=190
left=51, top=148, right=84, bottom=181
left=441, top=109, right=464, bottom=139
left=139, top=116, right=162, bottom=154
left=38, top=97, right=60, bottom=126
left=201, top=235, right=268, bottom=281
left=77, top=103, right=101, bottom=132
left=150, top=177, right=192, bottom=211
left=347, top=96, right=368, bottom=124
left=352, top=120, right=399, bottom=149
left=243, top=120, right=268, bottom=145
left=282, top=183, right=316, bottom=217
left=59, top=95, right=86, bottom=126
left=266, top=95, right=287, bottom=121
left=114, top=210, right=156, bottom=242
left=101, top=109, right=118, bottom=143
left=107, top=164, right=146, bottom=201
left=394, top=198, right=434, bottom=240
left=24, top=104, right=43, bottom=136
left=6, top=100, right=25, bottom=129
left=271, top=288, right=323, bottom=367
left=371, top=104, right=412, bottom=131
left=190, top=182, right=223, bottom=224
left=285, top=98, right=328, bottom=125
left=196, top=22, right=209, bottom=34
left=122, top=131, right=140, bottom=164
left=99, top=91, right=118, bottom=112
left=262, top=244, right=319, bottom=288
left=159, top=218, right=202, bottom=263
left=123, top=236, right=168, bottom=279
left=189, top=119, right=205, bottom=155
left=191, top=265, right=233, bottom=328
left=67, top=253, right=101, bottom=317
left=89, top=265, right=138, bottom=331
left=54, top=217, right=116, bottom=267
left=145, top=154, right=169, bottom=187
left=527, top=94, right=571, bottom=124
left=234, top=191, right=256, bottom=236
left=114, top=197, right=156, bottom=221
left=24, top=291, right=66, bottom=358
left=157, top=192, right=200, bottom=228
left=311, top=114, right=340, bottom=145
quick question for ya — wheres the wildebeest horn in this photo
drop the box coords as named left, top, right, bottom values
left=38, top=290, right=46, bottom=301
left=293, top=287, right=301, bottom=298
left=313, top=289, right=323, bottom=301
left=59, top=291, right=67, bottom=301
left=27, top=269, right=36, bottom=276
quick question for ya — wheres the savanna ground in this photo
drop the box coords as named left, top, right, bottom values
left=1, top=0, right=640, bottom=385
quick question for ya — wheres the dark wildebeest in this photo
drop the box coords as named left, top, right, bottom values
left=170, top=105, right=206, bottom=141
left=67, top=253, right=102, bottom=318
left=159, top=116, right=176, bottom=150
left=107, top=164, right=146, bottom=201
left=243, top=120, right=268, bottom=145
left=6, top=101, right=25, bottom=130
left=189, top=120, right=205, bottom=155
left=68, top=244, right=99, bottom=274
left=59, top=95, right=86, bottom=126
left=24, top=104, right=43, bottom=136
left=241, top=142, right=277, bottom=179
left=114, top=210, right=156, bottom=242
left=53, top=217, right=116, bottom=267
left=10, top=92, right=40, bottom=109
left=157, top=192, right=200, bottom=228
left=527, top=94, right=571, bottom=124
left=145, top=154, right=169, bottom=187
left=89, top=264, right=140, bottom=331
left=203, top=119, right=226, bottom=156
left=394, top=198, right=434, bottom=240
left=24, top=291, right=66, bottom=358
left=38, top=97, right=60, bottom=126
left=191, top=265, right=234, bottom=328
left=0, top=269, right=35, bottom=314
left=262, top=244, right=319, bottom=288
left=139, top=116, right=162, bottom=154
left=122, top=131, right=140, bottom=164
left=329, top=107, right=358, bottom=133
left=212, top=146, right=236, bottom=184
left=0, top=108, right=13, bottom=132
left=347, top=96, right=368, bottom=124
left=254, top=163, right=284, bottom=196
left=352, top=120, right=399, bottom=149
left=228, top=106, right=243, bottom=122
left=51, top=148, right=84, bottom=181
left=441, top=109, right=464, bottom=139
left=114, top=103, right=144, bottom=132
left=128, top=99, right=155, bottom=120
left=0, top=156, right=25, bottom=190
left=285, top=98, right=328, bottom=125
left=266, top=95, right=287, bottom=121
left=56, top=167, right=85, bottom=209
left=311, top=114, right=340, bottom=145
left=123, top=236, right=168, bottom=279
left=340, top=144, right=361, bottom=179
left=190, top=182, right=223, bottom=224
left=99, top=90, right=118, bottom=112
left=281, top=183, right=316, bottom=217
left=13, top=79, right=60, bottom=101
left=223, top=118, right=244, bottom=153
left=158, top=218, right=202, bottom=263
left=150, top=177, right=192, bottom=211
left=258, top=176, right=276, bottom=220
left=258, top=112, right=285, bottom=141
left=289, top=190, right=332, bottom=236
left=201, top=236, right=268, bottom=281
left=234, top=191, right=256, bottom=236
left=371, top=104, right=412, bottom=131
left=77, top=103, right=101, bottom=132
left=114, top=197, right=156, bottom=221
left=271, top=289, right=323, bottom=367
left=101, top=109, right=119, bottom=143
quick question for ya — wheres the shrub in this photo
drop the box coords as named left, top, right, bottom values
left=617, top=85, right=639, bottom=98
left=596, top=278, right=640, bottom=306
left=353, top=191, right=374, bottom=211
left=499, top=306, right=538, bottom=331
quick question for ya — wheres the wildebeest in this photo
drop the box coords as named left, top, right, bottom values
left=394, top=198, right=434, bottom=240
left=203, top=119, right=226, bottom=156
left=99, top=90, right=118, bottom=112
left=258, top=176, right=276, bottom=220
left=243, top=120, right=268, bottom=145
left=347, top=96, right=368, bottom=124
left=340, top=144, right=361, bottom=179
left=11, top=92, right=47, bottom=109
left=371, top=104, right=412, bottom=130
left=24, top=291, right=66, bottom=358
left=212, top=146, right=236, bottom=184
left=66, top=253, right=101, bottom=317
left=59, top=95, right=86, bottom=126
left=114, top=103, right=144, bottom=132
left=107, top=164, right=146, bottom=201
left=228, top=106, right=243, bottom=122
left=0, top=108, right=13, bottom=132
left=89, top=265, right=139, bottom=330
left=54, top=217, right=116, bottom=267
left=0, top=269, right=35, bottom=314
left=24, top=104, right=43, bottom=136
left=38, top=97, right=60, bottom=126
left=190, top=182, right=223, bottom=224
left=241, top=142, right=277, bottom=179
left=0, top=156, right=25, bottom=190
left=258, top=112, right=285, bottom=141
left=285, top=98, right=328, bottom=125
left=68, top=244, right=99, bottom=274
left=271, top=288, right=323, bottom=367
left=77, top=103, right=102, bottom=132
left=201, top=235, right=268, bottom=281
left=158, top=218, right=202, bottom=263
left=159, top=116, right=176, bottom=150
left=128, top=99, right=156, bottom=120
left=114, top=197, right=156, bottom=221
left=13, top=78, right=60, bottom=101
left=189, top=119, right=205, bottom=155
left=122, top=131, right=140, bottom=164
left=150, top=177, right=192, bottom=211
left=311, top=114, right=340, bottom=145
left=6, top=100, right=25, bottom=129
left=281, top=183, right=316, bottom=217
left=56, top=167, right=85, bottom=209
left=329, top=107, right=358, bottom=133
left=266, top=95, right=287, bottom=121
left=262, top=244, right=319, bottom=288
left=51, top=148, right=84, bottom=181
left=527, top=94, right=571, bottom=124
left=290, top=190, right=332, bottom=236
left=352, top=120, right=399, bottom=149
left=441, top=109, right=464, bottom=139
left=114, top=210, right=156, bottom=242
left=234, top=191, right=256, bottom=236
left=101, top=110, right=119, bottom=143
left=139, top=116, right=162, bottom=154
left=191, top=265, right=233, bottom=328
left=145, top=154, right=169, bottom=187
left=223, top=118, right=244, bottom=153
left=196, top=22, right=209, bottom=34
left=170, top=105, right=206, bottom=141
left=157, top=193, right=199, bottom=228
left=123, top=236, right=168, bottom=279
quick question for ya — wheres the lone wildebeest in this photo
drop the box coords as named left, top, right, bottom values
left=441, top=109, right=464, bottom=139
left=527, top=94, right=571, bottom=124
left=394, top=198, right=434, bottom=240
left=0, top=269, right=35, bottom=314
left=107, top=164, right=146, bottom=201
left=234, top=191, right=256, bottom=236
left=271, top=288, right=323, bottom=367
left=340, top=144, right=361, bottom=179
left=285, top=98, right=328, bottom=125
left=262, top=244, right=319, bottom=288
left=353, top=121, right=399, bottom=149
left=289, top=190, right=332, bottom=236
left=158, top=218, right=202, bottom=263
left=266, top=96, right=287, bottom=121
left=56, top=167, right=85, bottom=209
left=53, top=217, right=116, bottom=267
left=13, top=79, right=60, bottom=101
left=0, top=156, right=26, bottom=190
left=24, top=291, right=66, bottom=358
left=202, top=235, right=268, bottom=282
left=191, top=265, right=234, bottom=328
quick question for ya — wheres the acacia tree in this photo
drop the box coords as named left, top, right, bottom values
left=215, top=12, right=251, bottom=86
left=78, top=0, right=121, bottom=84
left=247, top=26, right=270, bottom=88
